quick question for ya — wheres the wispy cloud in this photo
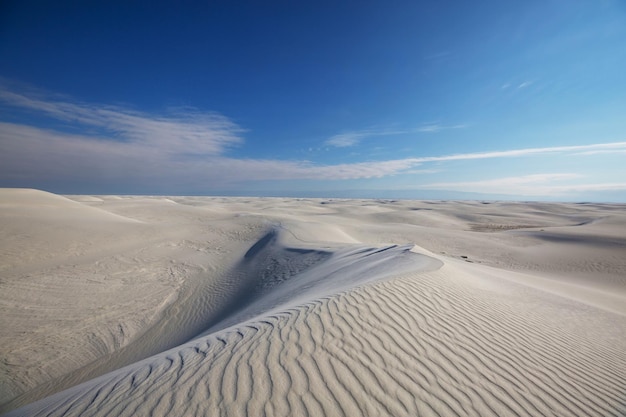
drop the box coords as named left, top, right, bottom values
left=420, top=173, right=626, bottom=196
left=325, top=132, right=369, bottom=147
left=414, top=142, right=626, bottom=163
left=324, top=128, right=408, bottom=148
left=0, top=87, right=420, bottom=183
left=0, top=122, right=420, bottom=184
left=416, top=123, right=467, bottom=133
left=0, top=88, right=244, bottom=156
left=325, top=123, right=468, bottom=147
left=501, top=80, right=534, bottom=90
left=1, top=85, right=626, bottom=193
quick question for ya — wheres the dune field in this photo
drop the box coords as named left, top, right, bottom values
left=1, top=188, right=625, bottom=416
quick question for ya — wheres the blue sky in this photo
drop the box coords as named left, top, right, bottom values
left=1, top=1, right=625, bottom=201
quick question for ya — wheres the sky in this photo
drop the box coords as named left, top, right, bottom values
left=1, top=1, right=625, bottom=201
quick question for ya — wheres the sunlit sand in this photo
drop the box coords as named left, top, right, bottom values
left=1, top=189, right=625, bottom=416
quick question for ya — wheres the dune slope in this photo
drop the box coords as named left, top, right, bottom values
left=8, top=257, right=625, bottom=417
left=1, top=191, right=625, bottom=416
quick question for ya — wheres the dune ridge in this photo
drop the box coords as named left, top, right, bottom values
left=1, top=189, right=625, bottom=416
left=7, top=259, right=624, bottom=417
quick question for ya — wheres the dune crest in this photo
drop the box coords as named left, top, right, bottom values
left=1, top=191, right=625, bottom=416
left=7, top=258, right=624, bottom=417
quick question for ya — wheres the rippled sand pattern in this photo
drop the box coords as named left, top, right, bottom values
left=2, top=190, right=625, bottom=416
left=20, top=266, right=625, bottom=417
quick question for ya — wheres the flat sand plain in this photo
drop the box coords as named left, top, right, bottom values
left=1, top=188, right=625, bottom=416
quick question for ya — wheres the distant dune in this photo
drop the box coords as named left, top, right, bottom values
left=1, top=189, right=625, bottom=416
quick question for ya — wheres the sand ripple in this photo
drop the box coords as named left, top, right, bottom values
left=7, top=241, right=625, bottom=417
left=2, top=191, right=625, bottom=416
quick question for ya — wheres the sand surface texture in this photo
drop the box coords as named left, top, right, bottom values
left=1, top=189, right=625, bottom=416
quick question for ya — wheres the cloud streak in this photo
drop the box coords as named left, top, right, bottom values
left=325, top=123, right=468, bottom=147
left=4, top=113, right=624, bottom=190
left=0, top=122, right=420, bottom=185
left=325, top=132, right=370, bottom=148
left=416, top=123, right=467, bottom=133
left=1, top=86, right=626, bottom=194
left=324, top=128, right=410, bottom=148
left=413, top=142, right=626, bottom=163
left=420, top=174, right=626, bottom=196
left=0, top=88, right=244, bottom=156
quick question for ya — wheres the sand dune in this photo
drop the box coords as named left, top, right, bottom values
left=1, top=189, right=625, bottom=416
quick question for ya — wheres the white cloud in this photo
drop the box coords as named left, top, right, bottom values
left=500, top=80, right=534, bottom=91
left=0, top=122, right=424, bottom=187
left=323, top=122, right=468, bottom=147
left=324, top=128, right=410, bottom=147
left=2, top=108, right=626, bottom=190
left=0, top=88, right=244, bottom=156
left=415, top=142, right=626, bottom=163
left=416, top=123, right=467, bottom=133
left=424, top=173, right=582, bottom=187
left=1, top=85, right=626, bottom=193
left=403, top=169, right=441, bottom=175
left=419, top=173, right=626, bottom=196
left=325, top=132, right=368, bottom=147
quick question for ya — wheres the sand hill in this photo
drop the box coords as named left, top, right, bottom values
left=1, top=189, right=624, bottom=416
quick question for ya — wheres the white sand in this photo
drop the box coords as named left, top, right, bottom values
left=1, top=189, right=625, bottom=416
